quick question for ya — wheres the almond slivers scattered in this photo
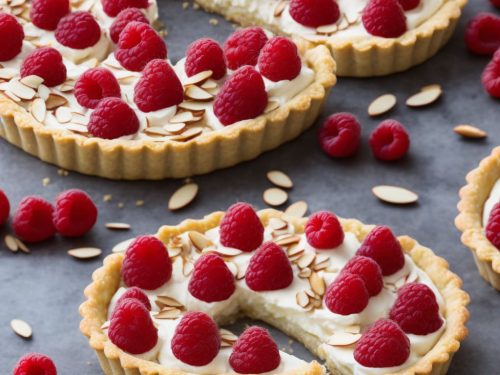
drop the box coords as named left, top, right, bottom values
left=67, top=247, right=102, bottom=259
left=11, top=319, right=32, bottom=339
left=454, top=124, right=487, bottom=139
left=284, top=201, right=308, bottom=218
left=406, top=84, right=442, bottom=107
left=372, top=185, right=418, bottom=205
left=263, top=187, right=288, bottom=207
left=168, top=183, right=199, bottom=211
left=327, top=332, right=362, bottom=346
left=267, top=170, right=293, bottom=189
left=368, top=94, right=397, bottom=117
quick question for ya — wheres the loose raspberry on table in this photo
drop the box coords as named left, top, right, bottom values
left=134, top=59, right=183, bottom=112
left=115, top=22, right=167, bottom=72
left=188, top=253, right=236, bottom=302
left=214, top=66, right=268, bottom=125
left=369, top=119, right=410, bottom=161
left=318, top=113, right=361, bottom=158
left=354, top=319, right=410, bottom=368
left=356, top=225, right=405, bottom=276
left=185, top=38, right=226, bottom=80
left=229, top=327, right=281, bottom=374
left=223, top=27, right=268, bottom=70
left=219, top=202, right=264, bottom=252
left=12, top=196, right=55, bottom=243
left=245, top=242, right=293, bottom=291
left=289, top=0, right=340, bottom=28
left=482, top=49, right=500, bottom=98
left=398, top=0, right=420, bottom=11
left=108, top=298, right=158, bottom=354
left=341, top=255, right=383, bottom=297
left=121, top=235, right=172, bottom=290
left=52, top=189, right=97, bottom=237
left=55, top=11, right=101, bottom=50
left=0, top=13, right=24, bottom=62
left=113, top=287, right=151, bottom=315
left=30, top=0, right=70, bottom=31
left=87, top=97, right=139, bottom=139
left=464, top=13, right=500, bottom=56
left=258, top=36, right=301, bottom=82
left=13, top=353, right=57, bottom=375
left=486, top=202, right=500, bottom=249
left=325, top=273, right=370, bottom=315
left=362, top=0, right=407, bottom=38
left=305, top=210, right=344, bottom=249
left=171, top=312, right=220, bottom=366
left=0, top=189, right=9, bottom=226
left=20, top=47, right=66, bottom=87
left=110, top=8, right=149, bottom=44
left=74, top=67, right=121, bottom=109
left=101, top=0, right=149, bottom=17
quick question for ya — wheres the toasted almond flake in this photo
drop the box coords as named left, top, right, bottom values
left=267, top=170, right=293, bottom=189
left=296, top=291, right=310, bottom=308
left=30, top=98, right=46, bottom=122
left=168, top=183, right=199, bottom=211
left=220, top=329, right=238, bottom=342
left=297, top=252, right=316, bottom=269
left=269, top=217, right=288, bottom=230
left=264, top=100, right=280, bottom=113
left=406, top=86, right=442, bottom=107
left=372, top=185, right=418, bottom=205
left=156, top=296, right=184, bottom=308
left=4, top=234, right=18, bottom=252
left=453, top=124, right=487, bottom=139
left=55, top=106, right=72, bottom=123
left=421, top=83, right=441, bottom=92
left=170, top=111, right=197, bottom=124
left=178, top=101, right=207, bottom=112
left=236, top=265, right=246, bottom=280
left=201, top=79, right=217, bottom=90
left=204, top=247, right=243, bottom=257
left=309, top=272, right=326, bottom=296
left=15, top=238, right=30, bottom=253
left=368, top=94, right=397, bottom=117
left=263, top=187, right=288, bottom=207
left=185, top=85, right=213, bottom=101
left=67, top=247, right=102, bottom=259
left=66, top=123, right=88, bottom=133
left=45, top=93, right=68, bottom=110
left=188, top=231, right=213, bottom=251
left=284, top=201, right=308, bottom=218
left=327, top=332, right=361, bottom=346
left=184, top=70, right=212, bottom=86
left=145, top=127, right=169, bottom=136
left=155, top=308, right=182, bottom=319
left=298, top=268, right=312, bottom=278
left=4, top=90, right=20, bottom=102
left=226, top=261, right=238, bottom=277
left=11, top=319, right=32, bottom=339
left=346, top=13, right=360, bottom=24
left=171, top=127, right=203, bottom=142
left=0, top=68, right=18, bottom=80
left=59, top=83, right=74, bottom=92
left=168, top=246, right=182, bottom=258
left=221, top=340, right=233, bottom=348
left=275, top=234, right=301, bottom=247
left=344, top=325, right=361, bottom=334
left=287, top=245, right=302, bottom=257
left=20, top=75, right=44, bottom=89
left=183, top=260, right=194, bottom=276
left=112, top=238, right=134, bottom=253
left=38, top=84, right=50, bottom=100
left=164, top=122, right=187, bottom=134
left=105, top=222, right=131, bottom=230
left=274, top=0, right=287, bottom=16
left=316, top=24, right=338, bottom=35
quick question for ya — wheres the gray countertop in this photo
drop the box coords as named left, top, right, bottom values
left=1, top=0, right=499, bottom=373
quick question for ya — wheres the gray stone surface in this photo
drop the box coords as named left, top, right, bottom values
left=1, top=0, right=499, bottom=373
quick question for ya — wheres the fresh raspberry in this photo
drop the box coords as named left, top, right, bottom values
left=341, top=255, right=383, bottom=297
left=369, top=119, right=410, bottom=161
left=318, top=113, right=361, bottom=158
left=354, top=319, right=410, bottom=368
left=171, top=312, right=220, bottom=366
left=185, top=38, right=227, bottom=80
left=115, top=22, right=167, bottom=72
left=356, top=225, right=405, bottom=276
left=0, top=13, right=24, bottom=62
left=229, top=327, right=280, bottom=374
left=214, top=66, right=267, bottom=125
left=110, top=8, right=149, bottom=44
left=101, top=0, right=149, bottom=17
left=245, top=242, right=293, bottom=291
left=88, top=98, right=139, bottom=139
left=114, top=287, right=151, bottom=314
left=464, top=13, right=500, bottom=56
left=482, top=49, right=500, bottom=98
left=219, top=202, right=264, bottom=252
left=0, top=189, right=9, bottom=226
left=74, top=68, right=121, bottom=109
left=55, top=11, right=101, bottom=50
left=134, top=59, right=183, bottom=112
left=12, top=196, right=55, bottom=243
left=325, top=273, right=369, bottom=315
left=30, top=0, right=70, bottom=31
left=121, top=235, right=172, bottom=290
left=223, top=27, right=268, bottom=70
left=486, top=202, right=500, bottom=249
left=362, top=0, right=407, bottom=38
left=258, top=37, right=301, bottom=82
left=188, top=254, right=236, bottom=302
left=398, top=0, right=420, bottom=11
left=108, top=298, right=158, bottom=354
left=20, top=47, right=66, bottom=87
left=289, top=0, right=340, bottom=28
left=13, top=353, right=57, bottom=375
left=491, top=0, right=500, bottom=8
left=52, top=189, right=97, bottom=237
left=305, top=211, right=344, bottom=249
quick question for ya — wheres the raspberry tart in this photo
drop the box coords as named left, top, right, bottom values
left=81, top=203, right=469, bottom=375
left=456, top=146, right=500, bottom=290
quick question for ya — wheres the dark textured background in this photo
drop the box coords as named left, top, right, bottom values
left=1, top=0, right=499, bottom=373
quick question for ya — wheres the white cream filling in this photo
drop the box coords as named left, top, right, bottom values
left=483, top=178, right=500, bottom=227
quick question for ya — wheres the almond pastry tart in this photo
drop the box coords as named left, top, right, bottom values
left=80, top=203, right=469, bottom=375
left=0, top=0, right=335, bottom=179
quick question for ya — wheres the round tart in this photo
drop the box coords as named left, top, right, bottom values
left=456, top=146, right=500, bottom=290
left=80, top=204, right=469, bottom=375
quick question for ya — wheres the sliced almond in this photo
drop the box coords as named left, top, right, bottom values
left=263, top=187, right=288, bottom=206
left=269, top=217, right=288, bottom=230
left=156, top=296, right=183, bottom=308
left=296, top=291, right=310, bottom=308
left=164, top=122, right=187, bottom=135
left=30, top=98, right=46, bottom=122
left=275, top=234, right=301, bottom=247
left=454, top=124, right=487, bottom=139
left=287, top=245, right=304, bottom=258
left=274, top=0, right=287, bottom=17
left=182, top=260, right=194, bottom=276
left=168, top=246, right=182, bottom=258
left=112, top=238, right=134, bottom=253
left=316, top=24, right=338, bottom=35
left=184, top=70, right=212, bottom=86
left=368, top=94, right=396, bottom=117
left=188, top=231, right=213, bottom=251
left=201, top=79, right=217, bottom=90
left=11, top=319, right=32, bottom=339
left=327, top=332, right=361, bottom=346
left=105, top=222, right=131, bottom=230
left=204, top=247, right=243, bottom=257
left=170, top=127, right=203, bottom=142
left=155, top=308, right=182, bottom=319
left=284, top=201, right=308, bottom=218
left=67, top=247, right=102, bottom=259
left=7, top=81, right=30, bottom=100
left=15, top=238, right=30, bottom=253
left=309, top=272, right=326, bottom=296
left=38, top=84, right=50, bottom=101
left=145, top=127, right=170, bottom=136
left=344, top=325, right=361, bottom=334
left=220, top=329, right=238, bottom=343
left=372, top=185, right=418, bottom=205
left=178, top=101, right=207, bottom=112
left=0, top=68, right=18, bottom=80
left=3, top=90, right=20, bottom=102
left=4, top=234, right=19, bottom=252
left=20, top=75, right=44, bottom=89
left=406, top=86, right=442, bottom=107
left=297, top=252, right=316, bottom=269
left=421, top=83, right=441, bottom=92
left=55, top=106, right=72, bottom=123
left=168, top=183, right=199, bottom=211
left=185, top=85, right=213, bottom=101
left=267, top=170, right=293, bottom=189
left=264, top=100, right=280, bottom=114
left=298, top=268, right=312, bottom=278
left=45, top=93, right=68, bottom=110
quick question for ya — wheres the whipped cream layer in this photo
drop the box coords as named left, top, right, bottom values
left=483, top=178, right=500, bottom=227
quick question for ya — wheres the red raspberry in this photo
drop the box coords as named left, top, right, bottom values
left=214, top=66, right=268, bottom=125
left=305, top=211, right=344, bottom=249
left=318, top=113, right=361, bottom=158
left=354, top=319, right=410, bottom=368
left=219, top=202, right=264, bottom=252
left=74, top=68, right=121, bottom=109
left=245, top=242, right=293, bottom=291
left=223, top=27, right=268, bottom=70
left=52, top=189, right=97, bottom=237
left=229, top=327, right=280, bottom=374
left=30, top=0, right=70, bottom=31
left=341, top=255, right=383, bottom=297
left=356, top=225, right=405, bottom=276
left=369, top=119, right=410, bottom=161
left=486, top=202, right=500, bottom=249
left=0, top=13, right=24, bottom=62
left=110, top=8, right=149, bottom=44
left=362, top=0, right=407, bottom=38
left=171, top=312, right=220, bottom=366
left=491, top=0, right=500, bottom=8
left=55, top=11, right=101, bottom=50
left=398, top=0, right=420, bottom=11
left=88, top=98, right=139, bottom=139
left=0, top=189, right=9, bottom=226
left=114, top=287, right=151, bottom=314
left=258, top=37, right=301, bottom=82
left=325, top=273, right=369, bottom=315
left=464, top=13, right=500, bottom=56
left=121, top=235, right=172, bottom=290
left=188, top=254, right=236, bottom=302
left=289, top=0, right=340, bottom=28
left=134, top=59, right=183, bottom=112
left=185, top=38, right=227, bottom=80
left=115, top=22, right=167, bottom=72
left=13, top=353, right=57, bottom=375
left=108, top=298, right=158, bottom=354
left=20, top=47, right=66, bottom=87
left=482, top=49, right=500, bottom=98
left=12, top=196, right=55, bottom=243
left=102, top=0, right=149, bottom=17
